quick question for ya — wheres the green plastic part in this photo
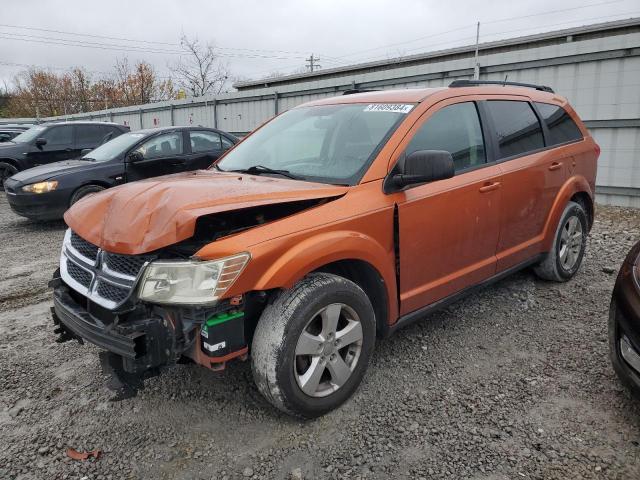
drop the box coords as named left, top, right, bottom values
left=204, top=311, right=244, bottom=328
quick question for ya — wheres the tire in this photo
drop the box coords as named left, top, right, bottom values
left=608, top=301, right=640, bottom=400
left=70, top=184, right=105, bottom=206
left=0, top=161, right=18, bottom=191
left=534, top=201, right=588, bottom=282
left=251, top=273, right=376, bottom=418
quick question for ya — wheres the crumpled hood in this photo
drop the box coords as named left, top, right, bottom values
left=64, top=170, right=348, bottom=254
left=10, top=159, right=89, bottom=184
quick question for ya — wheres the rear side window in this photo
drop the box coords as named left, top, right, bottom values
left=76, top=125, right=110, bottom=147
left=534, top=102, right=583, bottom=145
left=189, top=131, right=222, bottom=153
left=485, top=101, right=544, bottom=159
left=42, top=125, right=73, bottom=146
left=407, top=102, right=486, bottom=172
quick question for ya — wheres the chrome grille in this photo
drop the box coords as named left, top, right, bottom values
left=70, top=231, right=99, bottom=261
left=60, top=229, right=155, bottom=309
left=66, top=261, right=93, bottom=288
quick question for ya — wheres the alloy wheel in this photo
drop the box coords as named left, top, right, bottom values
left=294, top=303, right=363, bottom=398
left=559, top=215, right=583, bottom=270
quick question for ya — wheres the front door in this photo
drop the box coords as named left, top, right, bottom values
left=125, top=130, right=186, bottom=182
left=29, top=124, right=75, bottom=165
left=395, top=100, right=502, bottom=315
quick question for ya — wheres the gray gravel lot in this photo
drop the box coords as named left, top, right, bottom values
left=0, top=194, right=639, bottom=480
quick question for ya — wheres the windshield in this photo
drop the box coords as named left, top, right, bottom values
left=217, top=103, right=413, bottom=185
left=12, top=125, right=47, bottom=143
left=83, top=132, right=146, bottom=162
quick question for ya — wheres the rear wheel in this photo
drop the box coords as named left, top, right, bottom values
left=251, top=273, right=376, bottom=418
left=70, top=184, right=105, bottom=206
left=0, top=161, right=18, bottom=191
left=534, top=201, right=588, bottom=282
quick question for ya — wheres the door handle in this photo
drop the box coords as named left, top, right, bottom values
left=548, top=162, right=563, bottom=171
left=479, top=181, right=501, bottom=193
left=65, top=148, right=73, bottom=152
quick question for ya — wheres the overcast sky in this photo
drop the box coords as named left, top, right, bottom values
left=1, top=0, right=638, bottom=89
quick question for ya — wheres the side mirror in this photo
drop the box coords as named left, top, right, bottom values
left=80, top=148, right=93, bottom=156
left=127, top=151, right=144, bottom=162
left=387, top=150, right=455, bottom=191
left=35, top=138, right=47, bottom=148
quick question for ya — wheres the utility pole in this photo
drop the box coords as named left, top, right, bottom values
left=473, top=22, right=480, bottom=80
left=305, top=54, right=321, bottom=73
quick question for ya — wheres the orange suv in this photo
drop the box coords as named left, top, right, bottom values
left=51, top=80, right=599, bottom=417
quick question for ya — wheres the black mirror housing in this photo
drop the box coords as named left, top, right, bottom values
left=385, top=150, right=455, bottom=192
left=35, top=137, right=47, bottom=148
left=127, top=151, right=144, bottom=162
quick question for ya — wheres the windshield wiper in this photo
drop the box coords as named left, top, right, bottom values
left=230, top=164, right=300, bottom=180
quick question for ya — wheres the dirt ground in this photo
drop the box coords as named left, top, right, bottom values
left=0, top=194, right=639, bottom=480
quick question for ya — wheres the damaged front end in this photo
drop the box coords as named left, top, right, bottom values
left=50, top=229, right=262, bottom=399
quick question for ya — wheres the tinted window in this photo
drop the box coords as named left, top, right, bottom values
left=486, top=101, right=544, bottom=158
left=76, top=125, right=110, bottom=147
left=41, top=125, right=73, bottom=146
left=407, top=102, right=486, bottom=172
left=534, top=102, right=583, bottom=146
left=134, top=132, right=183, bottom=159
left=190, top=131, right=222, bottom=153
left=221, top=135, right=234, bottom=149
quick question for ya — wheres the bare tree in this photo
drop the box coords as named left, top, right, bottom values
left=171, top=35, right=230, bottom=97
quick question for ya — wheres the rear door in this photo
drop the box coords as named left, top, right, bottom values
left=74, top=124, right=113, bottom=157
left=484, top=99, right=569, bottom=271
left=185, top=130, right=225, bottom=170
left=395, top=99, right=502, bottom=315
left=125, top=130, right=186, bottom=182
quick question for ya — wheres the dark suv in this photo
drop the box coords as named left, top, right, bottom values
left=0, top=121, right=129, bottom=189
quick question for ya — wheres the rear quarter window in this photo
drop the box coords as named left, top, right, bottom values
left=534, top=102, right=583, bottom=146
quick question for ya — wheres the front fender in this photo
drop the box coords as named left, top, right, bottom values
left=542, top=175, right=593, bottom=251
left=233, top=229, right=398, bottom=323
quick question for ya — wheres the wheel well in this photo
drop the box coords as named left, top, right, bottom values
left=570, top=191, right=594, bottom=230
left=0, top=158, right=20, bottom=169
left=69, top=183, right=109, bottom=207
left=314, top=259, right=389, bottom=337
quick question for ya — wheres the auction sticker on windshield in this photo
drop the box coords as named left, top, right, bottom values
left=363, top=104, right=414, bottom=113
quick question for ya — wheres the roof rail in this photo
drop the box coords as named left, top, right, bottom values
left=342, top=89, right=380, bottom=95
left=449, top=79, right=554, bottom=93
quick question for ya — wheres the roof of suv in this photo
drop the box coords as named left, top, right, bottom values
left=41, top=120, right=129, bottom=128
left=305, top=85, right=562, bottom=107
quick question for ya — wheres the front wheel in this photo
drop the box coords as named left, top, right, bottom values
left=0, top=161, right=18, bottom=191
left=251, top=273, right=376, bottom=418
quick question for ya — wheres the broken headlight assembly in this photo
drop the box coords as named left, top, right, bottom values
left=138, top=253, right=250, bottom=305
left=22, top=180, right=58, bottom=193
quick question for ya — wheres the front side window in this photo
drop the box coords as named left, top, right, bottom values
left=42, top=125, right=73, bottom=146
left=485, top=101, right=544, bottom=159
left=217, top=104, right=411, bottom=185
left=190, top=131, right=222, bottom=153
left=12, top=125, right=46, bottom=143
left=407, top=102, right=486, bottom=172
left=534, top=102, right=583, bottom=146
left=134, top=132, right=183, bottom=159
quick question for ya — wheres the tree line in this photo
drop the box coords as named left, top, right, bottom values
left=1, top=35, right=231, bottom=118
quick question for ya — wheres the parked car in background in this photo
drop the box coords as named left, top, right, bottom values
left=50, top=81, right=598, bottom=417
left=0, top=121, right=129, bottom=190
left=609, top=240, right=640, bottom=399
left=5, top=126, right=238, bottom=220
left=0, top=124, right=33, bottom=143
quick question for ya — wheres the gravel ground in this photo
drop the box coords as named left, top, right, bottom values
left=0, top=194, right=639, bottom=480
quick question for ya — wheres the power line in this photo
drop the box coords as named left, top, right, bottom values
left=305, top=54, right=321, bottom=72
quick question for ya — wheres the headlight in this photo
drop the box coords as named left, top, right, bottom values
left=138, top=253, right=250, bottom=305
left=22, top=180, right=58, bottom=194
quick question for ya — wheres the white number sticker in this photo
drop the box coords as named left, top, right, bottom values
left=363, top=104, right=414, bottom=114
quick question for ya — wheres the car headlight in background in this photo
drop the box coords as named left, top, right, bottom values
left=21, top=180, right=58, bottom=194
left=138, top=253, right=250, bottom=305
